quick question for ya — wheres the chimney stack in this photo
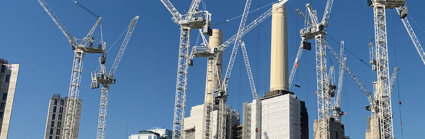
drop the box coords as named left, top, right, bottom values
left=204, top=29, right=223, bottom=104
left=270, top=4, right=289, bottom=92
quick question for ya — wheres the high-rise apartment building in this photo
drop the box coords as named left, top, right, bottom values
left=44, top=94, right=82, bottom=139
left=0, top=58, right=20, bottom=139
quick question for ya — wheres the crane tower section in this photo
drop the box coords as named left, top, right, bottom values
left=368, top=0, right=405, bottom=139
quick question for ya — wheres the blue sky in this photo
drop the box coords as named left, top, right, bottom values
left=1, top=0, right=425, bottom=138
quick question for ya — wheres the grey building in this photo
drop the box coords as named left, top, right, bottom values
left=44, top=94, right=82, bottom=139
left=0, top=58, right=20, bottom=139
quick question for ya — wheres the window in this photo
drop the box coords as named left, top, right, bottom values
left=59, top=107, right=63, bottom=113
left=4, top=74, right=10, bottom=82
left=52, top=114, right=56, bottom=120
left=49, top=128, right=53, bottom=135
left=57, top=121, right=61, bottom=127
left=56, top=129, right=60, bottom=135
left=50, top=121, right=54, bottom=127
left=0, top=112, right=3, bottom=119
left=49, top=136, right=52, bottom=139
left=60, top=100, right=64, bottom=105
left=2, top=93, right=7, bottom=101
left=54, top=100, right=57, bottom=105
left=53, top=106, right=56, bottom=112
left=1, top=65, right=5, bottom=73
left=58, top=114, right=62, bottom=120
left=55, top=136, right=60, bottom=139
left=0, top=102, right=5, bottom=110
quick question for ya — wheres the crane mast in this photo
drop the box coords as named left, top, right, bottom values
left=91, top=16, right=139, bottom=139
left=299, top=0, right=335, bottom=137
left=37, top=1, right=104, bottom=139
left=368, top=0, right=406, bottom=138
left=160, top=0, right=211, bottom=138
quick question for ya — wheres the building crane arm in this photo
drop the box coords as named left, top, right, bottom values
left=221, top=0, right=252, bottom=92
left=160, top=0, right=182, bottom=23
left=306, top=4, right=319, bottom=25
left=396, top=8, right=425, bottom=66
left=241, top=41, right=258, bottom=99
left=335, top=41, right=345, bottom=108
left=296, top=9, right=311, bottom=26
left=82, top=17, right=102, bottom=46
left=37, top=0, right=76, bottom=45
left=321, top=0, right=334, bottom=26
left=325, top=43, right=374, bottom=105
left=109, top=16, right=139, bottom=76
left=188, top=0, right=202, bottom=16
left=389, top=67, right=399, bottom=93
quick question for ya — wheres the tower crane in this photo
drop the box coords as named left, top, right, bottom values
left=367, top=0, right=408, bottom=138
left=90, top=16, right=139, bottom=139
left=160, top=0, right=211, bottom=138
left=37, top=1, right=104, bottom=139
left=298, top=0, right=335, bottom=138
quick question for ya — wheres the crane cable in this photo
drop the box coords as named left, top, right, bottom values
left=106, top=25, right=130, bottom=53
left=410, top=16, right=425, bottom=34
left=391, top=13, right=404, bottom=139
left=211, top=2, right=275, bottom=27
left=327, top=34, right=372, bottom=68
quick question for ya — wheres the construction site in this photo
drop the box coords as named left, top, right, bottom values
left=0, top=0, right=425, bottom=139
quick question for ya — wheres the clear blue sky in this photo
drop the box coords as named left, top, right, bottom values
left=1, top=0, right=425, bottom=138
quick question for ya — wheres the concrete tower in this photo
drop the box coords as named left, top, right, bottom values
left=270, top=3, right=289, bottom=92
left=204, top=29, right=223, bottom=104
left=183, top=29, right=240, bottom=139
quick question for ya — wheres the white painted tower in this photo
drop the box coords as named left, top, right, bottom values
left=204, top=29, right=223, bottom=104
left=270, top=3, right=289, bottom=92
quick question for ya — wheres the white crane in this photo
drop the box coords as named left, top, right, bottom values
left=367, top=0, right=408, bottom=138
left=90, top=16, right=139, bottom=139
left=37, top=1, right=104, bottom=139
left=298, top=0, right=335, bottom=138
left=160, top=0, right=210, bottom=138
